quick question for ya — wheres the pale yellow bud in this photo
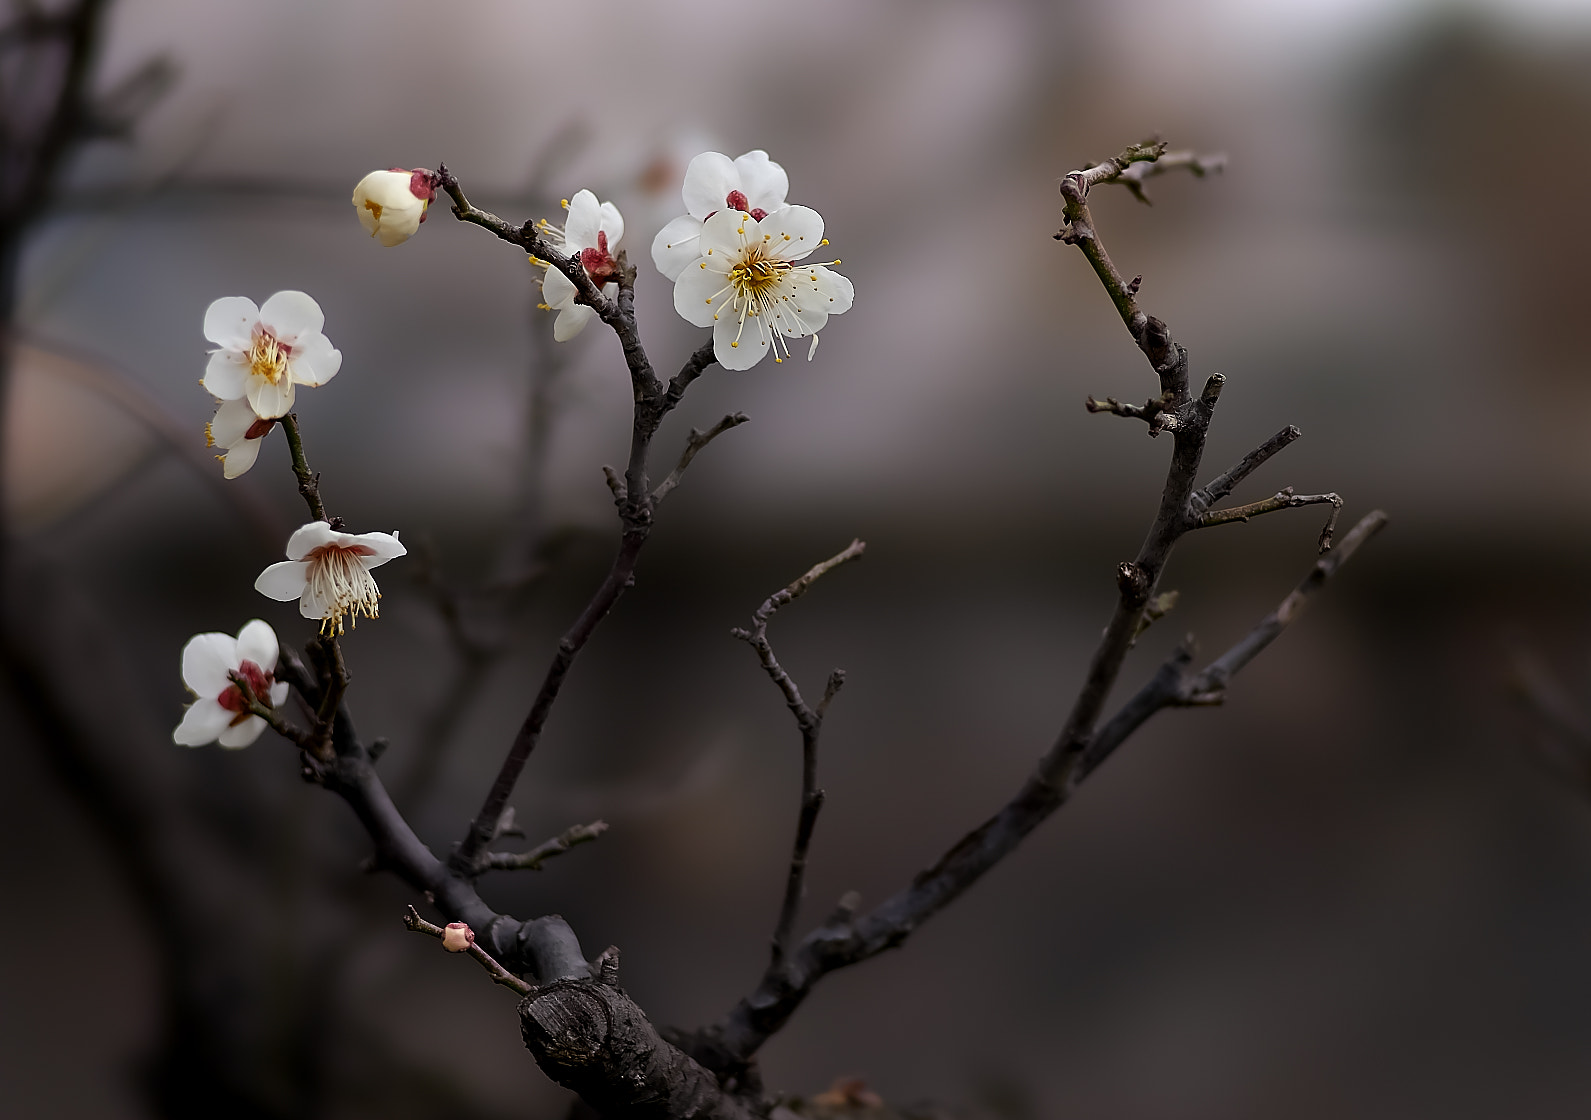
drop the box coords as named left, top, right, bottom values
left=441, top=922, right=475, bottom=952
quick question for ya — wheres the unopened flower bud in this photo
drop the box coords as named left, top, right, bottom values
left=441, top=922, right=475, bottom=952
left=352, top=168, right=438, bottom=247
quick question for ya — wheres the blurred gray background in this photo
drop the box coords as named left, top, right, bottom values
left=6, top=0, right=1591, bottom=1116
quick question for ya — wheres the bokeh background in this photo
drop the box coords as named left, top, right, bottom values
left=5, top=0, right=1591, bottom=1116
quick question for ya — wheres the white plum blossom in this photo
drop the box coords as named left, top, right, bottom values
left=671, top=205, right=853, bottom=371
left=173, top=619, right=289, bottom=749
left=352, top=168, right=437, bottom=246
left=205, top=397, right=273, bottom=479
left=651, top=150, right=789, bottom=281
left=533, top=189, right=624, bottom=341
left=254, top=520, right=407, bottom=636
left=203, top=291, right=342, bottom=420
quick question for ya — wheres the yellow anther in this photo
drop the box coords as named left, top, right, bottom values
left=820, top=238, right=829, bottom=246
left=730, top=341, right=739, bottom=348
left=560, top=198, right=569, bottom=208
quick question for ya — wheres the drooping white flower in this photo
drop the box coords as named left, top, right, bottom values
left=532, top=189, right=625, bottom=341
left=205, top=398, right=274, bottom=479
left=173, top=619, right=290, bottom=749
left=651, top=150, right=789, bottom=281
left=203, top=291, right=342, bottom=420
left=254, top=520, right=407, bottom=636
left=352, top=168, right=438, bottom=246
left=671, top=205, right=854, bottom=371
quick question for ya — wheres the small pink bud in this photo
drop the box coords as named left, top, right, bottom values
left=441, top=922, right=475, bottom=952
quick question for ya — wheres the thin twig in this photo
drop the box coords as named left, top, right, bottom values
left=731, top=540, right=865, bottom=966
left=1111, top=149, right=1227, bottom=205
left=402, top=906, right=535, bottom=997
left=1085, top=392, right=1178, bottom=434
left=278, top=413, right=327, bottom=522
left=1190, top=426, right=1301, bottom=514
left=1197, top=488, right=1342, bottom=529
left=482, top=820, right=609, bottom=872
left=652, top=412, right=749, bottom=504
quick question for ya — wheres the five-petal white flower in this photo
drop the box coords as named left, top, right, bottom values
left=535, top=189, right=625, bottom=342
left=174, top=619, right=290, bottom=749
left=254, top=521, right=407, bottom=635
left=671, top=206, right=854, bottom=371
left=203, top=291, right=342, bottom=420
left=352, top=169, right=434, bottom=246
left=651, top=150, right=789, bottom=281
left=205, top=398, right=274, bottom=479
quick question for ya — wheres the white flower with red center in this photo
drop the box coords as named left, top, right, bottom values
left=203, top=291, right=342, bottom=420
left=650, top=150, right=789, bottom=281
left=671, top=205, right=854, bottom=371
left=352, top=168, right=439, bottom=246
left=533, top=189, right=625, bottom=341
left=173, top=619, right=290, bottom=749
left=205, top=398, right=275, bottom=479
left=254, top=520, right=407, bottom=636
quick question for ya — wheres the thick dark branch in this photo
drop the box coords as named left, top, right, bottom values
left=667, top=340, right=719, bottom=410
left=483, top=820, right=609, bottom=872
left=403, top=906, right=536, bottom=997
left=653, top=412, right=749, bottom=504
left=1197, top=487, right=1342, bottom=529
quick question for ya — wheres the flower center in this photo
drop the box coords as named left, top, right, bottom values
left=580, top=230, right=619, bottom=285
left=219, top=658, right=275, bottom=721
left=247, top=330, right=291, bottom=385
left=307, top=543, right=381, bottom=636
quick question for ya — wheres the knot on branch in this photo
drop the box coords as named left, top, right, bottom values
left=1116, top=561, right=1150, bottom=603
left=520, top=981, right=757, bottom=1118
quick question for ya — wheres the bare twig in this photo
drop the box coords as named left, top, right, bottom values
left=652, top=412, right=749, bottom=504
left=731, top=540, right=865, bottom=967
left=1190, top=425, right=1301, bottom=513
left=482, top=820, right=609, bottom=872
left=1197, top=487, right=1342, bottom=529
left=402, top=906, right=535, bottom=997
left=1111, top=149, right=1227, bottom=205
left=278, top=413, right=327, bottom=523
left=1085, top=391, right=1179, bottom=434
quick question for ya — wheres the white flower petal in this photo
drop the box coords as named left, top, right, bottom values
left=221, top=436, right=262, bottom=479
left=562, top=189, right=602, bottom=252
left=554, top=304, right=595, bottom=341
left=541, top=266, right=577, bottom=311
left=598, top=201, right=624, bottom=250
left=208, top=398, right=256, bottom=448
left=299, top=584, right=333, bottom=620
left=698, top=208, right=750, bottom=259
left=235, top=619, right=279, bottom=672
left=174, top=698, right=233, bottom=746
left=181, top=632, right=238, bottom=697
left=269, top=681, right=290, bottom=707
left=203, top=350, right=249, bottom=400
left=713, top=310, right=770, bottom=371
left=256, top=559, right=311, bottom=601
left=246, top=376, right=295, bottom=420
left=810, top=265, right=854, bottom=315
left=763, top=205, right=824, bottom=261
left=285, top=521, right=337, bottom=559
left=349, top=530, right=406, bottom=566
left=681, top=151, right=739, bottom=218
left=203, top=296, right=260, bottom=350
left=258, top=290, right=325, bottom=346
left=289, top=332, right=341, bottom=388
left=651, top=215, right=704, bottom=281
left=773, top=295, right=827, bottom=341
left=218, top=715, right=267, bottom=749
left=673, top=257, right=729, bottom=328
left=733, top=150, right=788, bottom=212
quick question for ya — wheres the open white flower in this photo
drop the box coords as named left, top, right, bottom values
left=254, top=520, right=407, bottom=636
left=533, top=189, right=624, bottom=341
left=671, top=205, right=853, bottom=371
left=203, top=291, right=342, bottom=420
left=174, top=619, right=289, bottom=749
left=651, top=150, right=789, bottom=281
left=352, top=168, right=437, bottom=246
left=205, top=398, right=274, bottom=479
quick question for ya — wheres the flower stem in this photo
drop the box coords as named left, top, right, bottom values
left=279, top=413, right=327, bottom=522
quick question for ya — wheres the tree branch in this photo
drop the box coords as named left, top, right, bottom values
left=403, top=905, right=535, bottom=997
left=653, top=412, right=749, bottom=504
left=483, top=820, right=609, bottom=873
left=1110, top=148, right=1227, bottom=205
left=1196, top=487, right=1342, bottom=529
